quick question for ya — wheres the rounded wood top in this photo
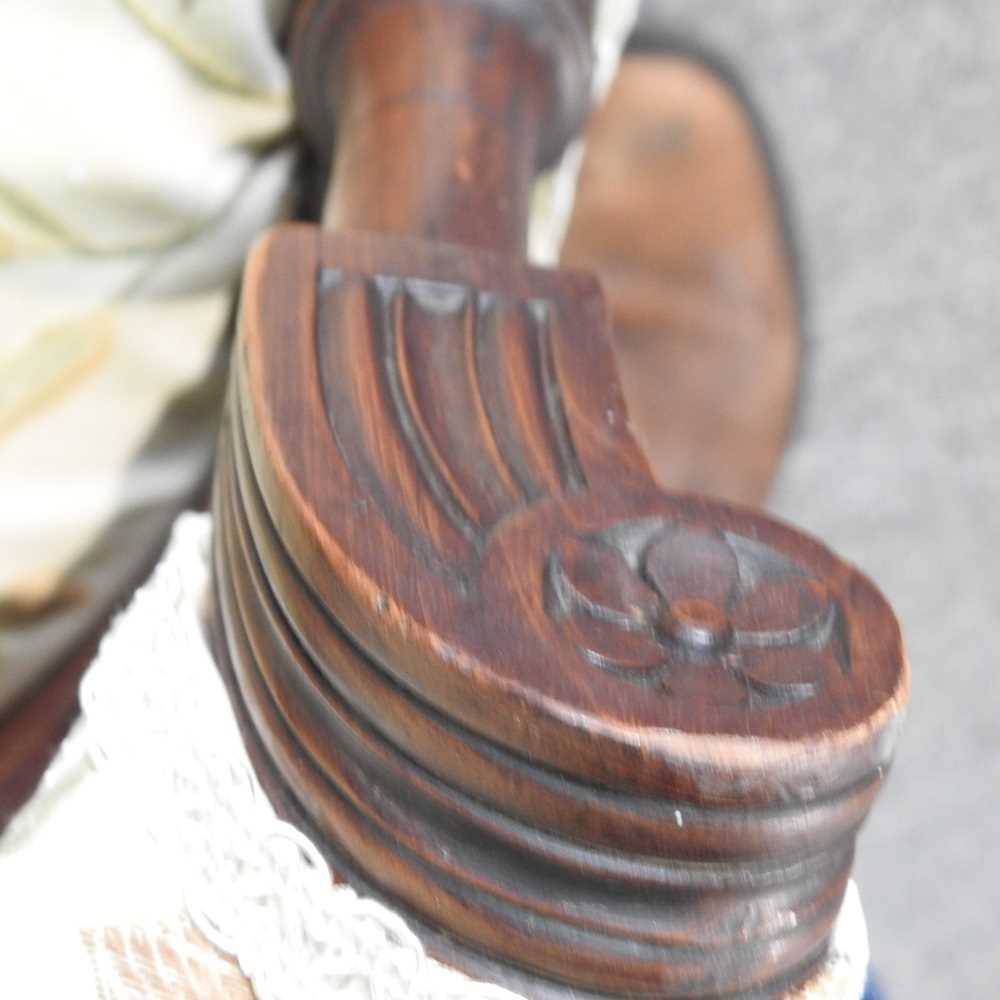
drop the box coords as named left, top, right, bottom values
left=235, top=225, right=908, bottom=807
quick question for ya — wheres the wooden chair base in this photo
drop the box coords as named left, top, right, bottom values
left=208, top=225, right=906, bottom=998
left=210, top=434, right=847, bottom=997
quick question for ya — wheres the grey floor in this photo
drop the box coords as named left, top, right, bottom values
left=642, top=2, right=1000, bottom=996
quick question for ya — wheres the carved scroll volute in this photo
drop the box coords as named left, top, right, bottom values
left=211, top=2, right=908, bottom=996
left=237, top=225, right=907, bottom=808
left=217, top=223, right=908, bottom=996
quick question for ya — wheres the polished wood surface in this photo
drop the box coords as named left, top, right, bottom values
left=209, top=2, right=908, bottom=996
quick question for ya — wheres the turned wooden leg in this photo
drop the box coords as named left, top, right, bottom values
left=209, top=2, right=907, bottom=997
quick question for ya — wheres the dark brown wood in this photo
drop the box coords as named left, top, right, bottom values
left=209, top=3, right=908, bottom=997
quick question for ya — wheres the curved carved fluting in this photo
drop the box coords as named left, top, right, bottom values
left=210, top=225, right=908, bottom=999
left=316, top=268, right=588, bottom=563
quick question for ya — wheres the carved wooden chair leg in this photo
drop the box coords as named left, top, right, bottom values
left=209, top=2, right=907, bottom=997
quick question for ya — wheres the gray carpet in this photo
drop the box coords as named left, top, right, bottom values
left=641, top=2, right=1000, bottom=996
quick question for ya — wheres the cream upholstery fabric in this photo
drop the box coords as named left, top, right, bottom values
left=0, top=0, right=296, bottom=710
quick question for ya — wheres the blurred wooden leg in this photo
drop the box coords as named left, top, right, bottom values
left=563, top=51, right=801, bottom=504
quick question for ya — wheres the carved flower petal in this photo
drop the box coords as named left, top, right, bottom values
left=733, top=646, right=835, bottom=706
left=658, top=658, right=749, bottom=706
left=550, top=536, right=659, bottom=628
left=561, top=615, right=666, bottom=673
left=731, top=578, right=834, bottom=648
left=644, top=527, right=739, bottom=607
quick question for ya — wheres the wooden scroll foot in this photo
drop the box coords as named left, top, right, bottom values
left=211, top=228, right=906, bottom=999
left=209, top=2, right=907, bottom=997
left=562, top=48, right=801, bottom=506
